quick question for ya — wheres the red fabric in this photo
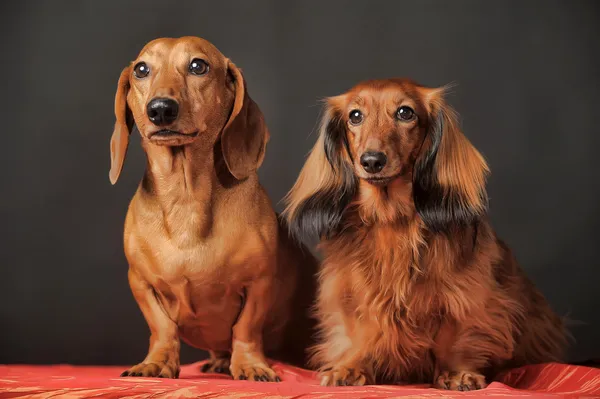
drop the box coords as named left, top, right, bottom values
left=1, top=361, right=599, bottom=398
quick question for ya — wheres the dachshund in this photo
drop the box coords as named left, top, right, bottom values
left=283, top=78, right=567, bottom=390
left=109, top=36, right=317, bottom=382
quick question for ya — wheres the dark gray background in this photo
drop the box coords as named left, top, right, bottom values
left=1, top=0, right=598, bottom=366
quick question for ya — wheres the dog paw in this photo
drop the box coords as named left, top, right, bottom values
left=319, top=367, right=368, bottom=386
left=120, top=362, right=180, bottom=379
left=435, top=370, right=487, bottom=391
left=230, top=362, right=280, bottom=382
left=201, top=357, right=231, bottom=375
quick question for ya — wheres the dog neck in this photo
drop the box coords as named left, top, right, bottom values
left=139, top=138, right=240, bottom=238
left=354, top=177, right=416, bottom=225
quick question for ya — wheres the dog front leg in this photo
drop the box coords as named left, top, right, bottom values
left=121, top=268, right=180, bottom=378
left=433, top=321, right=496, bottom=391
left=229, top=276, right=280, bottom=382
left=314, top=314, right=374, bottom=387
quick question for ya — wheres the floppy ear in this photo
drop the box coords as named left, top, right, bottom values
left=109, top=66, right=134, bottom=185
left=221, top=60, right=270, bottom=180
left=283, top=100, right=357, bottom=242
left=413, top=88, right=490, bottom=232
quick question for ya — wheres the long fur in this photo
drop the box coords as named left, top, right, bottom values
left=284, top=79, right=567, bottom=386
left=413, top=101, right=489, bottom=232
left=283, top=106, right=358, bottom=241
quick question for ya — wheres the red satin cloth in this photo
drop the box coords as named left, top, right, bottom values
left=1, top=361, right=599, bottom=398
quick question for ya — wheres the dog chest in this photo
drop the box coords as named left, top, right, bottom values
left=153, top=274, right=244, bottom=352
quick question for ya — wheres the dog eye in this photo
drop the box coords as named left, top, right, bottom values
left=349, top=109, right=363, bottom=125
left=396, top=106, right=415, bottom=121
left=189, top=59, right=209, bottom=75
left=133, top=62, right=150, bottom=79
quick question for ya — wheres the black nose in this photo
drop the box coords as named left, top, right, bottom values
left=360, top=151, right=387, bottom=174
left=147, top=98, right=179, bottom=126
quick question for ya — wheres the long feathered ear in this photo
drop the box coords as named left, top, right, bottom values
left=413, top=88, right=490, bottom=232
left=283, top=100, right=357, bottom=242
left=221, top=60, right=270, bottom=180
left=109, top=66, right=134, bottom=185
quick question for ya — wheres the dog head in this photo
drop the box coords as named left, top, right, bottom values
left=109, top=36, right=269, bottom=184
left=284, top=79, right=489, bottom=240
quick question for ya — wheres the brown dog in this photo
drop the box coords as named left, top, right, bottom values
left=109, top=36, right=317, bottom=381
left=284, top=79, right=567, bottom=390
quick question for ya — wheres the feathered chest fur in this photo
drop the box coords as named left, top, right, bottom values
left=316, top=215, right=495, bottom=382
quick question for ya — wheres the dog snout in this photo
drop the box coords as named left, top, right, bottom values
left=147, top=98, right=179, bottom=126
left=360, top=151, right=387, bottom=174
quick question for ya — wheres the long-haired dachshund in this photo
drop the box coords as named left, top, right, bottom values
left=109, top=36, right=317, bottom=381
left=283, top=79, right=567, bottom=390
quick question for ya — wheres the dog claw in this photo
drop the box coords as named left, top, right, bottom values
left=201, top=357, right=231, bottom=376
left=436, top=370, right=486, bottom=391
left=120, top=363, right=179, bottom=379
left=231, top=363, right=278, bottom=382
left=320, top=367, right=368, bottom=387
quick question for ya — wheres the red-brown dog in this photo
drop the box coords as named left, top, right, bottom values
left=284, top=79, right=567, bottom=390
left=109, top=36, right=317, bottom=381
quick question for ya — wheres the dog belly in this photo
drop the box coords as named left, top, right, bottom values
left=177, top=292, right=242, bottom=352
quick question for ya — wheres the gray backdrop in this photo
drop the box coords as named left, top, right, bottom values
left=1, top=0, right=598, bottom=366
